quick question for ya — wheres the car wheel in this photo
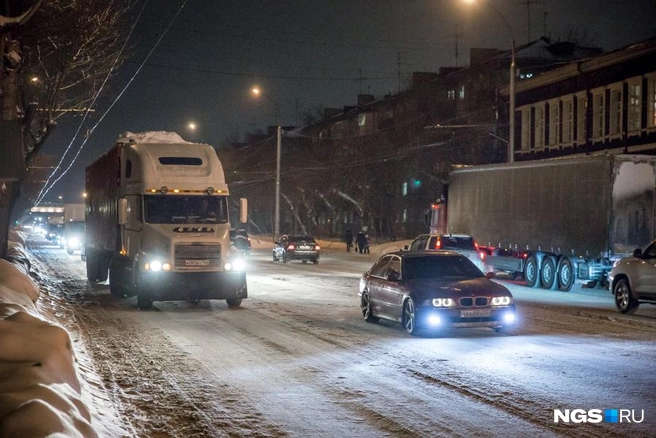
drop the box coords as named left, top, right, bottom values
left=613, top=278, right=639, bottom=314
left=403, top=298, right=419, bottom=336
left=361, top=291, right=378, bottom=323
left=557, top=257, right=574, bottom=292
left=313, top=259, right=319, bottom=264
left=272, top=253, right=277, bottom=262
left=283, top=254, right=288, bottom=263
left=540, top=256, right=557, bottom=290
left=524, top=255, right=539, bottom=288
left=302, top=260, right=308, bottom=264
left=67, top=248, right=74, bottom=255
left=226, top=298, right=242, bottom=308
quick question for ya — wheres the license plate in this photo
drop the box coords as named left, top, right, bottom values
left=460, top=309, right=491, bottom=318
left=300, top=245, right=311, bottom=250
left=185, top=259, right=209, bottom=266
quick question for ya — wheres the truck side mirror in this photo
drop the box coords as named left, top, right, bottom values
left=239, top=198, right=248, bottom=224
left=118, top=198, right=128, bottom=225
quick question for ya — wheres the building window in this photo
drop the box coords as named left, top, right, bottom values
left=447, top=89, right=455, bottom=100
left=592, top=91, right=605, bottom=139
left=628, top=80, right=642, bottom=133
left=548, top=100, right=560, bottom=146
left=648, top=76, right=656, bottom=128
left=402, top=182, right=408, bottom=196
left=562, top=98, right=573, bottom=143
left=520, top=107, right=531, bottom=150
left=458, top=85, right=465, bottom=100
left=576, top=94, right=587, bottom=142
left=402, top=209, right=408, bottom=222
left=609, top=87, right=622, bottom=136
left=534, top=104, right=544, bottom=149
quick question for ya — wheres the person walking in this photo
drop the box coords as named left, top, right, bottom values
left=356, top=231, right=366, bottom=254
left=345, top=228, right=353, bottom=252
left=363, top=234, right=370, bottom=254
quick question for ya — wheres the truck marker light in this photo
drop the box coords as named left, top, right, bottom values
left=173, top=189, right=180, bottom=193
left=163, top=263, right=172, bottom=271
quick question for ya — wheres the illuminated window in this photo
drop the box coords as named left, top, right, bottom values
left=628, top=80, right=641, bottom=133
left=402, top=182, right=408, bottom=196
left=458, top=85, right=465, bottom=100
left=648, top=76, right=656, bottom=128
left=447, top=89, right=455, bottom=100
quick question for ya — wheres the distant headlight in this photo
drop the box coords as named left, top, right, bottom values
left=149, top=260, right=163, bottom=272
left=68, top=237, right=80, bottom=248
left=432, top=298, right=456, bottom=307
left=491, top=296, right=512, bottom=306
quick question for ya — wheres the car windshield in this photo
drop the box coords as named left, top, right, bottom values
left=143, top=195, right=229, bottom=224
left=440, top=236, right=476, bottom=251
left=403, top=255, right=483, bottom=280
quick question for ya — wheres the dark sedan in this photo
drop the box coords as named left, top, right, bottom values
left=273, top=235, right=320, bottom=264
left=358, top=251, right=517, bottom=336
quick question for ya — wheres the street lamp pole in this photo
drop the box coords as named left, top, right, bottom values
left=466, top=0, right=516, bottom=163
left=252, top=87, right=282, bottom=241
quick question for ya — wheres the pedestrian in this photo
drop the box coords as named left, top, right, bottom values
left=363, top=234, right=370, bottom=254
left=356, top=231, right=366, bottom=254
left=344, top=228, right=353, bottom=252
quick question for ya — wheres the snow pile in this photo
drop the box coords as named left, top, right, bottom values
left=118, top=130, right=190, bottom=144
left=0, top=233, right=97, bottom=437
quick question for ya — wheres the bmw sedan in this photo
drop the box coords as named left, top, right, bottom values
left=358, top=251, right=517, bottom=336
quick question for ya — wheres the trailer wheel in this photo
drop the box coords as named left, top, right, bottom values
left=557, top=257, right=574, bottom=292
left=226, top=298, right=242, bottom=308
left=540, top=256, right=557, bottom=290
left=137, top=293, right=153, bottom=310
left=524, top=255, right=539, bottom=288
left=86, top=251, right=101, bottom=282
left=613, top=278, right=639, bottom=314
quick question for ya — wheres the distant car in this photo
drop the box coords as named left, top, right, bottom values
left=61, top=221, right=86, bottom=255
left=405, top=233, right=487, bottom=272
left=229, top=228, right=251, bottom=255
left=608, top=240, right=656, bottom=313
left=358, top=251, right=517, bottom=336
left=273, top=235, right=320, bottom=264
left=46, top=223, right=63, bottom=243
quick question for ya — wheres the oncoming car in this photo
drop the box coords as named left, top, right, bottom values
left=358, top=251, right=517, bottom=336
left=273, top=235, right=320, bottom=264
left=608, top=239, right=656, bottom=313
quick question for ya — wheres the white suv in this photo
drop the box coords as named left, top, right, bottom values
left=608, top=240, right=656, bottom=313
left=405, top=234, right=487, bottom=273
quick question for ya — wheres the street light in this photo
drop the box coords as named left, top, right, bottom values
left=463, top=0, right=516, bottom=163
left=251, top=86, right=282, bottom=241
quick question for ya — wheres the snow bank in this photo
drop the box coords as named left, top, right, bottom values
left=0, top=233, right=97, bottom=437
left=117, top=130, right=189, bottom=144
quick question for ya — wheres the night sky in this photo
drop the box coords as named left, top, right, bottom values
left=39, top=0, right=656, bottom=203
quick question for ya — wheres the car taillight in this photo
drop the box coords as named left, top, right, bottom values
left=474, top=241, right=480, bottom=250
left=288, top=244, right=296, bottom=250
left=315, top=245, right=320, bottom=250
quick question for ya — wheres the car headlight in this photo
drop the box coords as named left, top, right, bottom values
left=491, top=296, right=512, bottom=306
left=432, top=298, right=456, bottom=307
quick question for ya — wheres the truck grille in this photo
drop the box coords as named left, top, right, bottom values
left=174, top=243, right=221, bottom=270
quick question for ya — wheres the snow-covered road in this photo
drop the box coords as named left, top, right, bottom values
left=26, top=235, right=656, bottom=437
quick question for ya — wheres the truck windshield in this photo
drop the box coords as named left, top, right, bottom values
left=143, top=195, right=228, bottom=224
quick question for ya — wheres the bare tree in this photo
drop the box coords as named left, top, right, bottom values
left=1, top=0, right=134, bottom=257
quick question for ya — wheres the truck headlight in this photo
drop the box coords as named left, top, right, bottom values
left=149, top=260, right=163, bottom=272
left=224, top=258, right=246, bottom=272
